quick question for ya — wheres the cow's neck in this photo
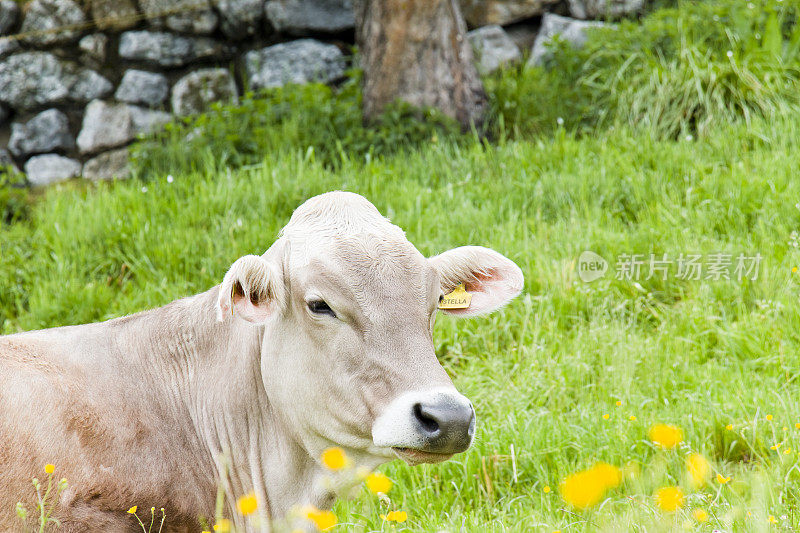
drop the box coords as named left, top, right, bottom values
left=119, top=287, right=316, bottom=527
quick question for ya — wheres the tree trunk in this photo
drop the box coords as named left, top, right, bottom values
left=354, top=0, right=487, bottom=130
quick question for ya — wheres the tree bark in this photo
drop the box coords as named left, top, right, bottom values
left=354, top=0, right=487, bottom=130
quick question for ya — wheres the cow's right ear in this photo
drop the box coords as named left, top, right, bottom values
left=216, top=255, right=283, bottom=324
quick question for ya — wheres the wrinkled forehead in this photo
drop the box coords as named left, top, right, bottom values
left=278, top=192, right=438, bottom=309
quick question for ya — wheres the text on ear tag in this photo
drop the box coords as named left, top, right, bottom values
left=439, top=283, right=472, bottom=309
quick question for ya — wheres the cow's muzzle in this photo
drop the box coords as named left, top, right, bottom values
left=372, top=388, right=476, bottom=463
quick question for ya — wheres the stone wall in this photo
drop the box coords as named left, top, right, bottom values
left=0, top=0, right=644, bottom=186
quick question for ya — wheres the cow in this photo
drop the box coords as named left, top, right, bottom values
left=0, top=191, right=523, bottom=532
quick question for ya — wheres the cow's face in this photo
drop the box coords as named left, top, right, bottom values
left=217, top=192, right=523, bottom=468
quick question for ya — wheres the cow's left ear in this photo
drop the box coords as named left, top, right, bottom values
left=429, top=246, right=524, bottom=317
left=217, top=255, right=284, bottom=324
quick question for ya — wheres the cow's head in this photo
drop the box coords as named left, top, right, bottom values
left=217, top=192, right=523, bottom=467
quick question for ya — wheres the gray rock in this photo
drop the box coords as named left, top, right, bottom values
left=82, top=147, right=131, bottom=181
left=0, top=0, right=20, bottom=35
left=24, top=154, right=81, bottom=186
left=115, top=70, right=169, bottom=107
left=213, top=0, right=263, bottom=39
left=528, top=13, right=608, bottom=67
left=77, top=99, right=171, bottom=154
left=139, top=0, right=218, bottom=34
left=9, top=109, right=74, bottom=157
left=119, top=31, right=230, bottom=67
left=128, top=105, right=172, bottom=133
left=0, top=102, right=8, bottom=125
left=171, top=68, right=237, bottom=115
left=90, top=0, right=139, bottom=30
left=20, top=0, right=86, bottom=46
left=245, top=39, right=345, bottom=91
left=0, top=148, right=18, bottom=172
left=459, top=0, right=560, bottom=27
left=568, top=0, right=643, bottom=19
left=79, top=33, right=108, bottom=63
left=265, top=0, right=353, bottom=34
left=468, top=25, right=521, bottom=75
left=71, top=68, right=114, bottom=102
left=0, top=52, right=113, bottom=110
left=0, top=37, right=19, bottom=59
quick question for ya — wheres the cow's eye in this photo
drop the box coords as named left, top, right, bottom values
left=307, top=300, right=336, bottom=318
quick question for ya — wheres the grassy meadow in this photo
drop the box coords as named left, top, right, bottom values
left=3, top=0, right=800, bottom=531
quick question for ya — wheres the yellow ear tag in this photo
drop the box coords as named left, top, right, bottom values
left=439, top=283, right=472, bottom=310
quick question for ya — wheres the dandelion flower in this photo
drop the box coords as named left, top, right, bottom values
left=686, top=453, right=710, bottom=488
left=602, top=414, right=610, bottom=420
left=44, top=464, right=55, bottom=474
left=615, top=401, right=622, bottom=407
left=795, top=423, right=800, bottom=429
left=767, top=414, right=773, bottom=421
left=558, top=462, right=621, bottom=510
left=784, top=448, right=792, bottom=455
left=321, top=447, right=349, bottom=471
left=305, top=507, right=337, bottom=531
left=237, top=492, right=258, bottom=516
left=693, top=508, right=709, bottom=523
left=366, top=472, right=392, bottom=494
left=768, top=515, right=777, bottom=524
left=726, top=424, right=733, bottom=431
left=213, top=519, right=231, bottom=532
left=629, top=415, right=637, bottom=421
left=716, top=473, right=731, bottom=484
left=380, top=510, right=408, bottom=523
left=127, top=506, right=137, bottom=514
left=543, top=486, right=551, bottom=493
left=655, top=486, right=684, bottom=512
left=649, top=424, right=683, bottom=449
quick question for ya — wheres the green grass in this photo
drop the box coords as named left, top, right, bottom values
left=3, top=112, right=800, bottom=531
left=4, top=0, right=800, bottom=531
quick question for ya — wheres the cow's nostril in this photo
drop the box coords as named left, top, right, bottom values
left=412, top=403, right=440, bottom=435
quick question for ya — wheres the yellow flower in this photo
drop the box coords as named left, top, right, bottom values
left=380, top=510, right=408, bottom=523
left=692, top=508, right=709, bottom=523
left=321, top=447, right=349, bottom=471
left=785, top=448, right=792, bottom=455
left=795, top=423, right=800, bottom=430
left=127, top=506, right=137, bottom=514
left=725, top=424, right=733, bottom=431
left=543, top=485, right=551, bottom=493
left=629, top=415, right=637, bottom=421
left=686, top=453, right=710, bottom=488
left=615, top=401, right=622, bottom=407
left=213, top=519, right=231, bottom=532
left=654, top=486, right=684, bottom=512
left=558, top=462, right=621, bottom=510
left=44, top=464, right=55, bottom=474
left=305, top=507, right=337, bottom=531
left=237, top=492, right=258, bottom=516
left=766, top=414, right=773, bottom=421
left=366, top=472, right=392, bottom=494
left=769, top=515, right=777, bottom=524
left=716, top=473, right=731, bottom=484
left=648, top=424, right=683, bottom=449
left=771, top=444, right=781, bottom=450
left=602, top=414, right=609, bottom=420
